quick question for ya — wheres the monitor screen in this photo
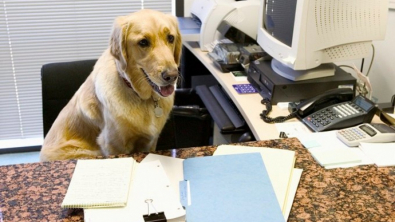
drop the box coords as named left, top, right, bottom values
left=256, top=0, right=388, bottom=81
left=264, top=0, right=296, bottom=48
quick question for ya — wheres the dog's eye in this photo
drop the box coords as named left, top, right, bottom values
left=138, top=39, right=150, bottom=47
left=167, top=35, right=175, bottom=43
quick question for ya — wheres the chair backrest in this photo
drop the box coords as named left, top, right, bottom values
left=41, top=59, right=97, bottom=136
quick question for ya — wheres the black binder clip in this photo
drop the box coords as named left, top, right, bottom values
left=279, top=131, right=288, bottom=138
left=143, top=199, right=167, bottom=222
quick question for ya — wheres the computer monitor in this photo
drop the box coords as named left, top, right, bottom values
left=256, top=0, right=388, bottom=81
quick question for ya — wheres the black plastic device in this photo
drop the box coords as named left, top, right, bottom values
left=302, top=95, right=377, bottom=132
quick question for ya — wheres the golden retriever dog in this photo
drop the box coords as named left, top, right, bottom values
left=40, top=9, right=182, bottom=161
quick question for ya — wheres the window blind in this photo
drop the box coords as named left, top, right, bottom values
left=0, top=0, right=172, bottom=149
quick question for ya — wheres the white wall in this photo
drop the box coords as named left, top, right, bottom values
left=368, top=9, right=395, bottom=103
left=339, top=8, right=395, bottom=103
left=183, top=0, right=194, bottom=16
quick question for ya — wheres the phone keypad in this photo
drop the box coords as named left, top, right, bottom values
left=232, top=84, right=258, bottom=94
left=333, top=103, right=363, bottom=117
left=303, top=101, right=365, bottom=132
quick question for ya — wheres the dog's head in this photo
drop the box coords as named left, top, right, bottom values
left=110, top=9, right=182, bottom=99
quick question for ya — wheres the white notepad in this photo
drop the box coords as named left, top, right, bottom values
left=61, top=158, right=138, bottom=208
left=310, top=148, right=362, bottom=167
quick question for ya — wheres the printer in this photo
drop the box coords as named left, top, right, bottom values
left=180, top=0, right=260, bottom=51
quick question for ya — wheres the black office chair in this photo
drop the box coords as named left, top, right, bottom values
left=41, top=59, right=97, bottom=136
left=41, top=59, right=213, bottom=150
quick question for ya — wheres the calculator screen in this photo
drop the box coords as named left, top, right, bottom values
left=359, top=125, right=377, bottom=136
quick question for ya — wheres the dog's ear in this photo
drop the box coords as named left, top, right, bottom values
left=110, top=16, right=129, bottom=70
left=174, top=27, right=182, bottom=66
left=169, top=16, right=182, bottom=66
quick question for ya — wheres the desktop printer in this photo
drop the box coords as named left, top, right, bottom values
left=185, top=0, right=260, bottom=51
left=247, top=60, right=357, bottom=104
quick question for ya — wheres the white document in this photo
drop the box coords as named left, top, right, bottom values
left=141, top=154, right=186, bottom=222
left=275, top=122, right=311, bottom=138
left=177, top=17, right=200, bottom=41
left=213, top=145, right=296, bottom=216
left=283, top=168, right=303, bottom=221
left=141, top=154, right=185, bottom=194
left=297, top=131, right=374, bottom=169
left=359, top=142, right=395, bottom=167
left=84, top=160, right=185, bottom=222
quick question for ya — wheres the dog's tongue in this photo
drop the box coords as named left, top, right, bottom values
left=160, top=85, right=175, bottom=97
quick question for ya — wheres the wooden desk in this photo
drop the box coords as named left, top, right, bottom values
left=1, top=138, right=394, bottom=221
left=183, top=41, right=296, bottom=141
left=183, top=41, right=384, bottom=140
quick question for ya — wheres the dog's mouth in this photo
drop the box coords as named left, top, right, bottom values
left=141, top=69, right=175, bottom=97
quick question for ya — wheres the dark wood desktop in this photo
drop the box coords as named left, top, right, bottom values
left=0, top=138, right=394, bottom=222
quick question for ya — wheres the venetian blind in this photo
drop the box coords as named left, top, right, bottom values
left=0, top=0, right=171, bottom=149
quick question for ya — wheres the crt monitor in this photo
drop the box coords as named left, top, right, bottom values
left=256, top=0, right=388, bottom=81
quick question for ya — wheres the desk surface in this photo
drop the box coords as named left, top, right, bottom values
left=183, top=41, right=295, bottom=140
left=1, top=138, right=394, bottom=222
left=183, top=41, right=385, bottom=141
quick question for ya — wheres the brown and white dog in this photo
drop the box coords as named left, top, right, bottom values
left=40, top=9, right=182, bottom=161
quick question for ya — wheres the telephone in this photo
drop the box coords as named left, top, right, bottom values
left=262, top=88, right=354, bottom=123
left=300, top=94, right=377, bottom=132
left=261, top=88, right=377, bottom=132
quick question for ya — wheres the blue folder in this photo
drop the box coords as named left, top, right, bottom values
left=179, top=153, right=285, bottom=222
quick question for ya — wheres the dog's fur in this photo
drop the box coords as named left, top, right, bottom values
left=40, top=9, right=182, bottom=161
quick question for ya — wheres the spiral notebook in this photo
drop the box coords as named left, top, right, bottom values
left=61, top=157, right=138, bottom=208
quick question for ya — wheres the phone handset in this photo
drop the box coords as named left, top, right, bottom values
left=296, top=88, right=354, bottom=118
left=260, top=88, right=354, bottom=123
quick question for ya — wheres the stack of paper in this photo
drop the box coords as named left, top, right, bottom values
left=142, top=150, right=302, bottom=221
left=297, top=131, right=373, bottom=169
left=359, top=142, right=395, bottom=167
left=84, top=160, right=185, bottom=222
left=181, top=152, right=284, bottom=222
left=214, top=145, right=302, bottom=220
left=66, top=146, right=302, bottom=222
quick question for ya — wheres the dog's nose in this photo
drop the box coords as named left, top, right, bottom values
left=161, top=71, right=177, bottom=83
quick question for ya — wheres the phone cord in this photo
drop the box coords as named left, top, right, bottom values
left=260, top=98, right=297, bottom=123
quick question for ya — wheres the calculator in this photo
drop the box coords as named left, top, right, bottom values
left=336, top=123, right=395, bottom=147
left=232, top=84, right=258, bottom=94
